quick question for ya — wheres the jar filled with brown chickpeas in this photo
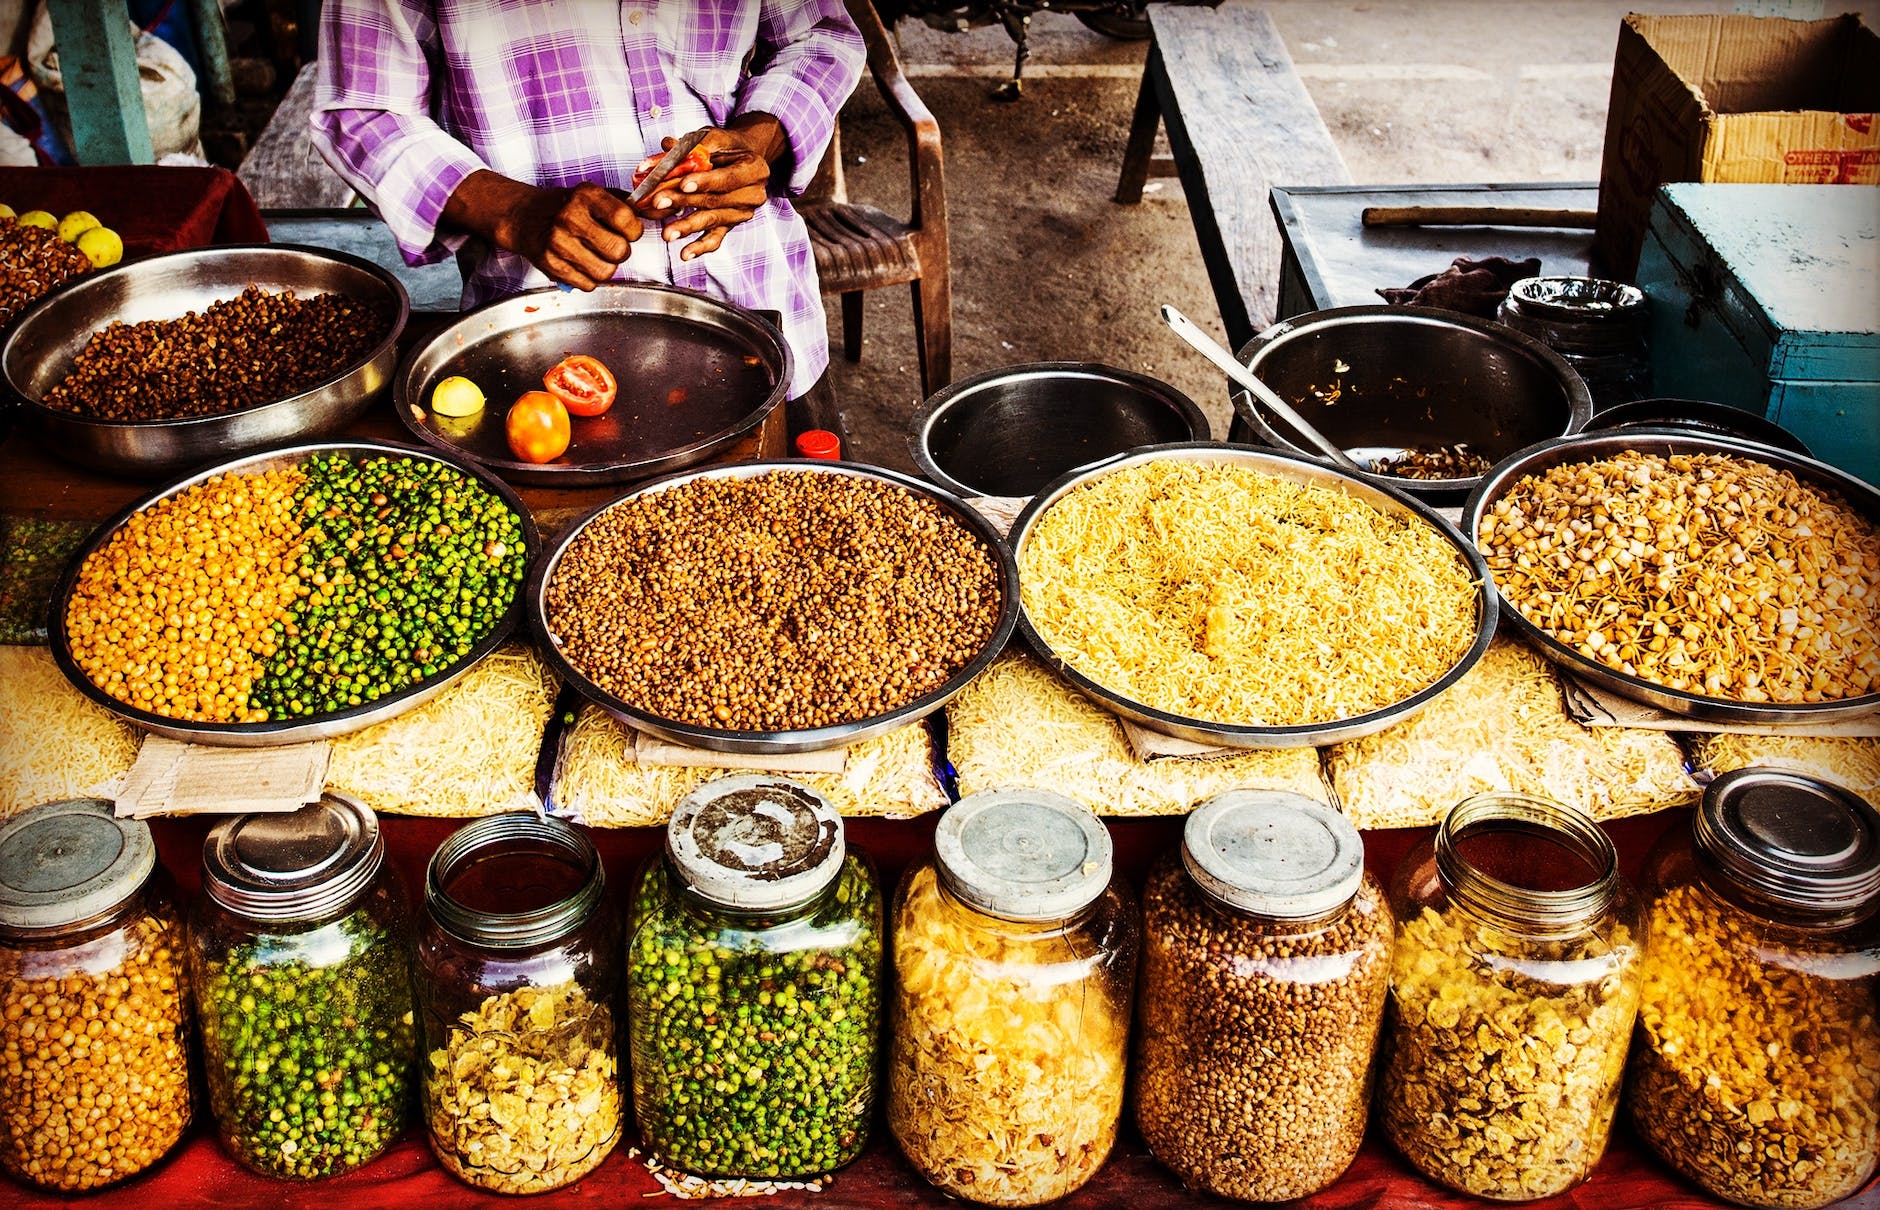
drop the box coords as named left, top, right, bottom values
left=1135, top=791, right=1392, bottom=1203
left=1380, top=793, right=1643, bottom=1202
left=0, top=799, right=192, bottom=1193
left=1626, top=770, right=1880, bottom=1210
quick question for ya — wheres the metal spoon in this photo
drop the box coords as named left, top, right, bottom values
left=1159, top=304, right=1369, bottom=474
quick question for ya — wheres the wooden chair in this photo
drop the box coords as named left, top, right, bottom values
left=801, top=0, right=950, bottom=396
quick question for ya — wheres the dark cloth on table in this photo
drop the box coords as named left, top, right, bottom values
left=1377, top=255, right=1541, bottom=317
left=0, top=166, right=267, bottom=260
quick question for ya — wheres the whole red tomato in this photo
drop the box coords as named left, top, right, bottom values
left=543, top=354, right=617, bottom=417
left=506, top=390, right=571, bottom=463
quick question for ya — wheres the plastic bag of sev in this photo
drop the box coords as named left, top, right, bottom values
left=945, top=653, right=1331, bottom=816
left=326, top=642, right=558, bottom=817
left=0, top=644, right=139, bottom=815
left=1686, top=735, right=1879, bottom=808
left=1326, top=637, right=1699, bottom=829
left=548, top=706, right=947, bottom=827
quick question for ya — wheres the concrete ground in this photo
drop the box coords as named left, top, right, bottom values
left=827, top=0, right=1880, bottom=471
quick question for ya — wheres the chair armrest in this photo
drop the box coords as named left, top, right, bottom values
left=847, top=0, right=945, bottom=231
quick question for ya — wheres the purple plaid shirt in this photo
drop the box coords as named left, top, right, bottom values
left=309, top=0, right=864, bottom=396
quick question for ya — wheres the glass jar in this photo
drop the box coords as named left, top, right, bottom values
left=188, top=794, right=416, bottom=1180
left=1626, top=769, right=1880, bottom=1209
left=1135, top=790, right=1392, bottom=1202
left=1380, top=792, right=1643, bottom=1202
left=0, top=799, right=192, bottom=1192
left=888, top=790, right=1136, bottom=1206
left=627, top=774, right=882, bottom=1178
left=416, top=812, right=623, bottom=1194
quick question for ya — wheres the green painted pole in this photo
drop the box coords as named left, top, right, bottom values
left=44, top=0, right=154, bottom=164
left=186, top=0, right=237, bottom=109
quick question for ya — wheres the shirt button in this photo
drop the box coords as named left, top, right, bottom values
left=628, top=9, right=642, bottom=24
left=648, top=104, right=663, bottom=119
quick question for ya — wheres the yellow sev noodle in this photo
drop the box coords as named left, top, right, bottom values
left=1018, top=460, right=1480, bottom=727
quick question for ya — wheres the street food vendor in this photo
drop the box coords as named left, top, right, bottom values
left=309, top=1, right=865, bottom=399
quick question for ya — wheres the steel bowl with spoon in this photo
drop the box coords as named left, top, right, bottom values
left=3, top=245, right=409, bottom=478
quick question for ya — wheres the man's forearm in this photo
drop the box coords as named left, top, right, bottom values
left=441, top=169, right=549, bottom=250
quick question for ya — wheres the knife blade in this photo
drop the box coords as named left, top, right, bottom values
left=627, top=128, right=712, bottom=206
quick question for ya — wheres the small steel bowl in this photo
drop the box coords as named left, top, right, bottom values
left=4, top=245, right=409, bottom=478
left=530, top=460, right=1020, bottom=754
left=49, top=440, right=539, bottom=747
left=912, top=362, right=1209, bottom=498
left=1008, top=442, right=1498, bottom=748
left=1464, top=430, right=1880, bottom=724
left=1229, top=305, right=1594, bottom=500
left=1589, top=397, right=1813, bottom=457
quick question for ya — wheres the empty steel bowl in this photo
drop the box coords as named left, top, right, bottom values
left=912, top=362, right=1209, bottom=498
left=3, top=244, right=409, bottom=478
left=1228, top=305, right=1594, bottom=498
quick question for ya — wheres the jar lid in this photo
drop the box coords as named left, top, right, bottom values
left=935, top=789, right=1111, bottom=921
left=1696, top=768, right=1880, bottom=916
left=202, top=794, right=384, bottom=921
left=667, top=775, right=844, bottom=912
left=1183, top=790, right=1363, bottom=919
left=0, top=799, right=155, bottom=934
left=427, top=812, right=604, bottom=949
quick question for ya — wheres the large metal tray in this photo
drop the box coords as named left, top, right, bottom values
left=49, top=440, right=540, bottom=747
left=1008, top=442, right=1499, bottom=748
left=396, top=283, right=789, bottom=487
left=1464, top=430, right=1880, bottom=725
left=3, top=245, right=409, bottom=478
left=530, top=460, right=1020, bottom=755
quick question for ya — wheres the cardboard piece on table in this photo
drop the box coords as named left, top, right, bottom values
left=629, top=728, right=848, bottom=775
left=1119, top=717, right=1239, bottom=761
left=1560, top=675, right=1880, bottom=738
left=115, top=735, right=332, bottom=818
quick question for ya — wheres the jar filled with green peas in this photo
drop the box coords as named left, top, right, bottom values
left=627, top=775, right=882, bottom=1179
left=188, top=794, right=416, bottom=1180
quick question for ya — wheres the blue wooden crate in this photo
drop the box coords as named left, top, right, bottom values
left=1637, top=183, right=1880, bottom=484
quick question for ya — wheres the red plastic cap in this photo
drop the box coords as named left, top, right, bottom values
left=795, top=430, right=841, bottom=460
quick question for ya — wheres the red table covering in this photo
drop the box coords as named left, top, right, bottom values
left=0, top=166, right=267, bottom=259
left=7, top=812, right=1876, bottom=1209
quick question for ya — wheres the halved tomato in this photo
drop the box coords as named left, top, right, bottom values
left=543, top=354, right=618, bottom=417
left=506, top=390, right=571, bottom=463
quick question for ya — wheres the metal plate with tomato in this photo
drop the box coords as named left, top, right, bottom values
left=394, top=282, right=791, bottom=486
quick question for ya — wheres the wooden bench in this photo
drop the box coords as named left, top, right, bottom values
left=1115, top=2, right=1351, bottom=348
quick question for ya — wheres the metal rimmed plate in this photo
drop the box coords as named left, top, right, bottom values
left=1008, top=441, right=1498, bottom=749
left=4, top=245, right=409, bottom=478
left=530, top=460, right=1019, bottom=755
left=49, top=440, right=540, bottom=747
left=1464, top=430, right=1880, bottom=725
left=395, top=283, right=789, bottom=487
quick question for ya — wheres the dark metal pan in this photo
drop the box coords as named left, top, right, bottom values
left=396, top=282, right=789, bottom=486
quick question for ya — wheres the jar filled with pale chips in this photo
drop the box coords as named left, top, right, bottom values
left=1626, top=770, right=1880, bottom=1210
left=1380, top=793, right=1643, bottom=1202
left=887, top=790, right=1136, bottom=1207
left=415, top=813, right=623, bottom=1194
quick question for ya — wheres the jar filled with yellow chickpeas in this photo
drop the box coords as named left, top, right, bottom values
left=0, top=799, right=192, bottom=1193
left=1379, top=793, right=1643, bottom=1202
left=1627, top=769, right=1880, bottom=1209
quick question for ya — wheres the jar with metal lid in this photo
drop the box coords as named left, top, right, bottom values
left=626, top=774, right=882, bottom=1178
left=188, top=793, right=416, bottom=1180
left=888, top=789, right=1136, bottom=1206
left=1135, top=790, right=1392, bottom=1202
left=0, top=799, right=192, bottom=1192
left=1380, top=792, right=1642, bottom=1202
left=1626, top=769, right=1880, bottom=1209
left=415, top=812, right=623, bottom=1193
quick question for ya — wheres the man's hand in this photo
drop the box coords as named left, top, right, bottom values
left=638, top=115, right=788, bottom=260
left=443, top=172, right=642, bottom=290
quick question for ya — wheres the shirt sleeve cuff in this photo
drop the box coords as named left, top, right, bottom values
left=737, top=73, right=840, bottom=197
left=393, top=139, right=485, bottom=265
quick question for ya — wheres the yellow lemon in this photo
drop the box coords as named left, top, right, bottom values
left=75, top=226, right=124, bottom=268
left=57, top=211, right=102, bottom=243
left=0, top=204, right=15, bottom=219
left=430, top=375, right=486, bottom=417
left=16, top=210, right=57, bottom=230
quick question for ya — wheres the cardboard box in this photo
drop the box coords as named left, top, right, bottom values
left=1592, top=12, right=1880, bottom=279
